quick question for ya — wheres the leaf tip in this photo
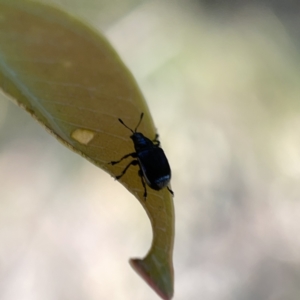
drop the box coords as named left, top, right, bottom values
left=129, top=258, right=174, bottom=300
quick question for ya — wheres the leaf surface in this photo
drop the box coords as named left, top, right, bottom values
left=0, top=1, right=175, bottom=299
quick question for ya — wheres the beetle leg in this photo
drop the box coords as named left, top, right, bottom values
left=167, top=186, right=174, bottom=196
left=138, top=169, right=147, bottom=200
left=115, top=160, right=138, bottom=180
left=109, top=152, right=137, bottom=165
left=153, top=134, right=160, bottom=147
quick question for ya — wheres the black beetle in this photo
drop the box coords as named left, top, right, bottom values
left=109, top=113, right=173, bottom=200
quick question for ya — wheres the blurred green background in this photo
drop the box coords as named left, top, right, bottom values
left=1, top=0, right=300, bottom=299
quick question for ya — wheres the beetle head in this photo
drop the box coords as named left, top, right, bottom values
left=130, top=132, right=153, bottom=150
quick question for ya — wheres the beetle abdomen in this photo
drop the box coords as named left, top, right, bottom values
left=151, top=175, right=171, bottom=190
left=138, top=148, right=171, bottom=190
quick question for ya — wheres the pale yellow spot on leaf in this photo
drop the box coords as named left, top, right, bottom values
left=62, top=60, right=72, bottom=68
left=71, top=128, right=95, bottom=145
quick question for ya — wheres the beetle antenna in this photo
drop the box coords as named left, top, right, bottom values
left=118, top=118, right=134, bottom=133
left=134, top=113, right=144, bottom=132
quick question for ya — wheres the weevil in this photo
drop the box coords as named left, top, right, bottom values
left=109, top=113, right=173, bottom=200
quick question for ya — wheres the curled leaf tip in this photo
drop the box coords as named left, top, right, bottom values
left=130, top=256, right=174, bottom=300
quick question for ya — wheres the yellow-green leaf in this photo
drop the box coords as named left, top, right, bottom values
left=0, top=1, right=175, bottom=299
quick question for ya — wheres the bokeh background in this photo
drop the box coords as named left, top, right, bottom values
left=1, top=0, right=300, bottom=299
